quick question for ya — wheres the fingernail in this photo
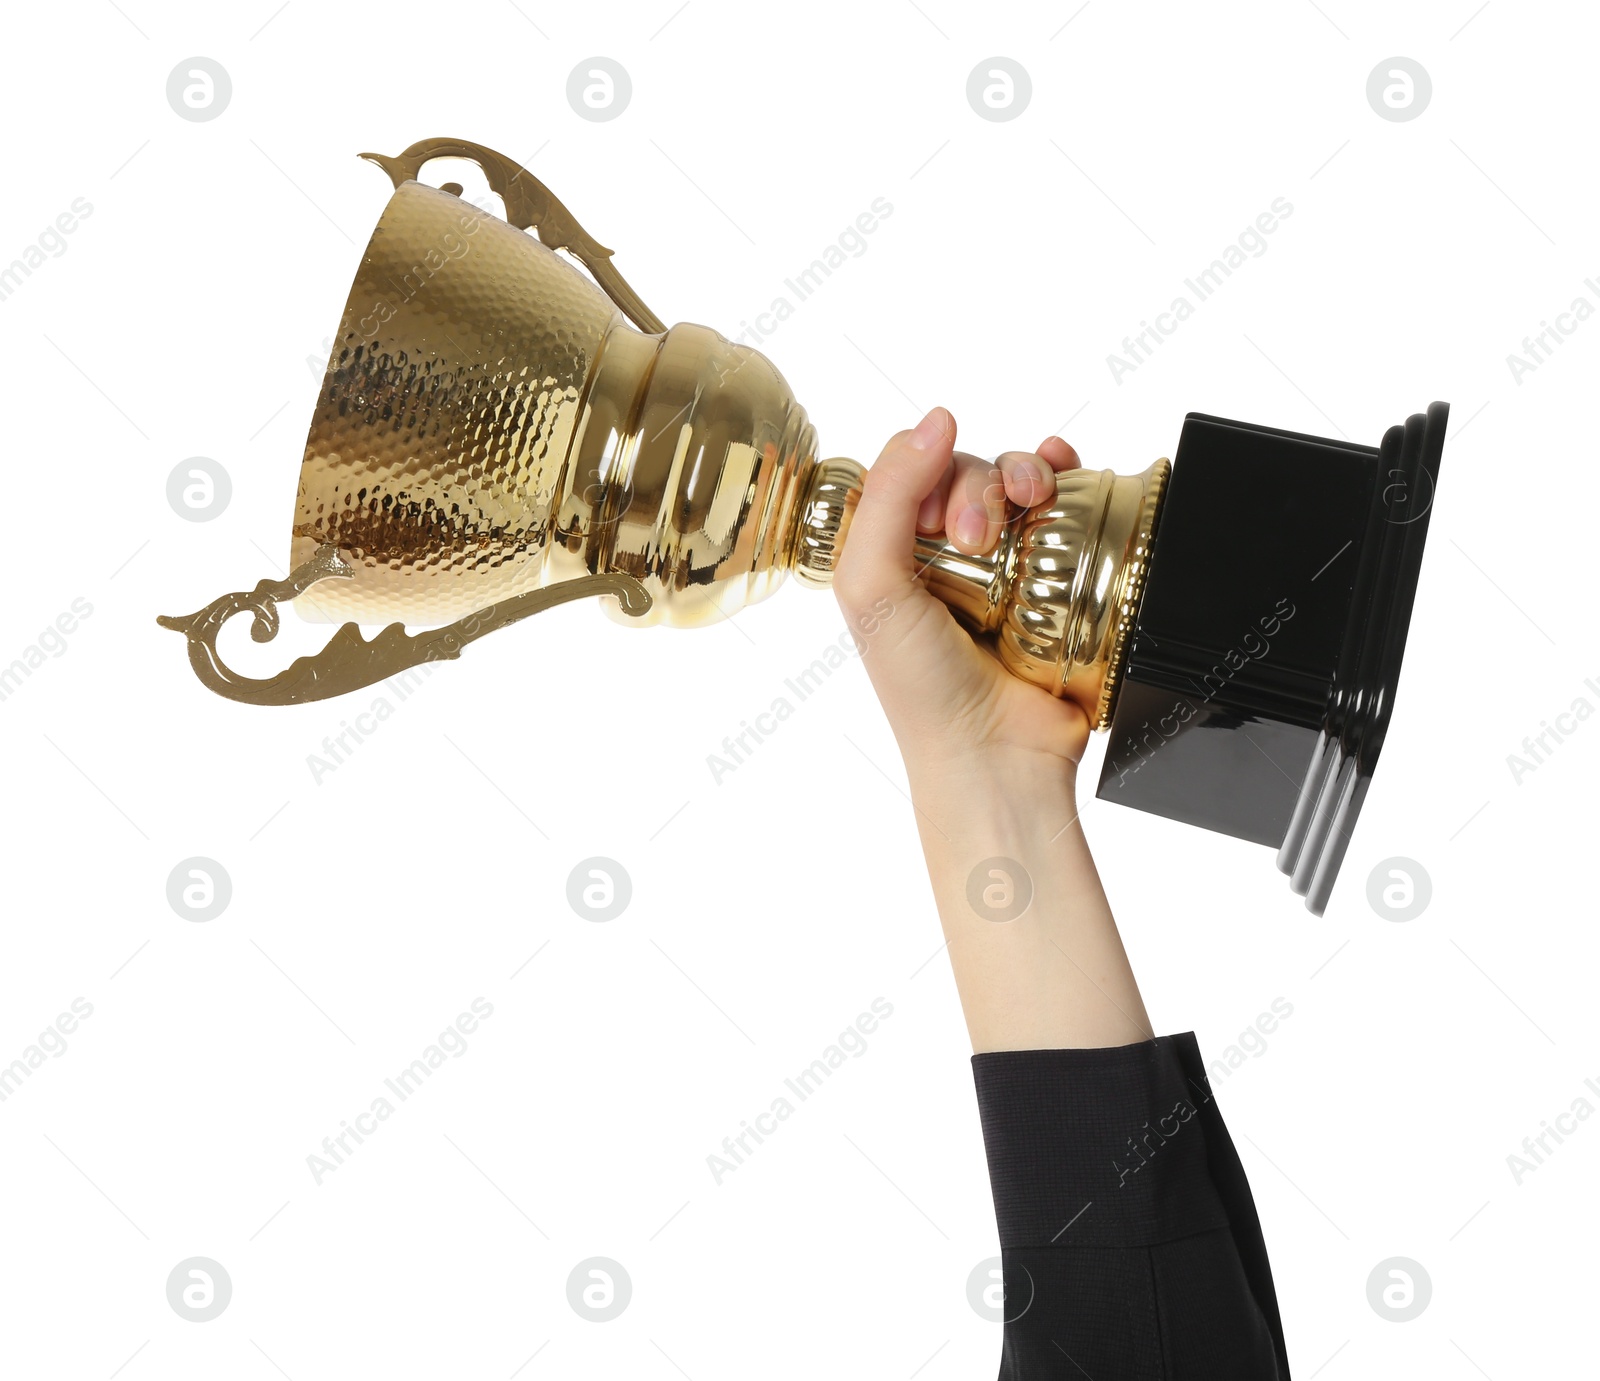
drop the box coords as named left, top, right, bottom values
left=953, top=504, right=988, bottom=546
left=916, top=490, right=942, bottom=530
left=1023, top=458, right=1051, bottom=501
left=907, top=407, right=949, bottom=451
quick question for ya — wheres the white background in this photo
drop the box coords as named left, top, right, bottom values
left=1, top=1, right=1595, bottom=1377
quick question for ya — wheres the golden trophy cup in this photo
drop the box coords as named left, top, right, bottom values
left=159, top=138, right=1447, bottom=914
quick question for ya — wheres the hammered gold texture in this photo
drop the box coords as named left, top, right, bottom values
left=290, top=176, right=838, bottom=631
left=291, top=180, right=623, bottom=624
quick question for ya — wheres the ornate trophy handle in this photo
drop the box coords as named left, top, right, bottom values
left=359, top=136, right=667, bottom=334
left=155, top=545, right=652, bottom=707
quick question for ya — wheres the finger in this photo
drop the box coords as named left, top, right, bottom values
left=1036, top=435, right=1081, bottom=471
left=915, top=455, right=956, bottom=534
left=944, top=451, right=1006, bottom=555
left=995, top=449, right=1054, bottom=508
left=835, top=407, right=957, bottom=610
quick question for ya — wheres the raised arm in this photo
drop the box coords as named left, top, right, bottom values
left=833, top=409, right=1290, bottom=1379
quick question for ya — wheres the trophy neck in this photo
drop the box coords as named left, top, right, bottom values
left=790, top=457, right=866, bottom=588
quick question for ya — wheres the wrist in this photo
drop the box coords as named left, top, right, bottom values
left=904, top=755, right=1091, bottom=886
left=905, top=747, right=1080, bottom=823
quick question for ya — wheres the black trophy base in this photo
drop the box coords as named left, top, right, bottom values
left=1095, top=403, right=1447, bottom=915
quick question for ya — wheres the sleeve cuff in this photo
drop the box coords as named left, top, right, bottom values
left=970, top=1032, right=1232, bottom=1249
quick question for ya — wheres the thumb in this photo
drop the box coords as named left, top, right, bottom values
left=835, top=407, right=955, bottom=615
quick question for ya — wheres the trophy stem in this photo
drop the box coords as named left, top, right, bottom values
left=793, top=456, right=1170, bottom=728
left=915, top=461, right=1170, bottom=728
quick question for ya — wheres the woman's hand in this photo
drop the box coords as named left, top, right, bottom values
left=833, top=407, right=1090, bottom=786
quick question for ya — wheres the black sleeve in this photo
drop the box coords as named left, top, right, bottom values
left=970, top=1033, right=1289, bottom=1380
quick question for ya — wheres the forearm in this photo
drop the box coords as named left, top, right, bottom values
left=906, top=752, right=1153, bottom=1053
